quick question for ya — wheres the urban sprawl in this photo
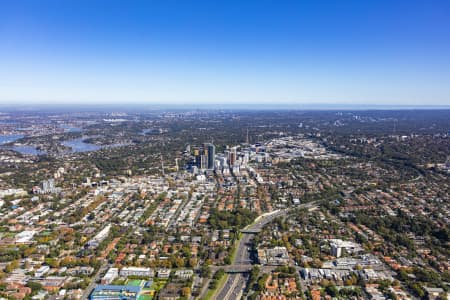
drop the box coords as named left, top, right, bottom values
left=0, top=110, right=449, bottom=300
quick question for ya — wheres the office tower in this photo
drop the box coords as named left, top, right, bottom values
left=42, top=179, right=55, bottom=193
left=200, top=154, right=208, bottom=170
left=229, top=146, right=237, bottom=166
left=205, top=143, right=215, bottom=170
left=194, top=148, right=201, bottom=168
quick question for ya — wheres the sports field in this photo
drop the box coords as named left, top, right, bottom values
left=126, top=279, right=144, bottom=286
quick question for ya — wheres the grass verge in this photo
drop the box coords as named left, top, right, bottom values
left=202, top=273, right=229, bottom=300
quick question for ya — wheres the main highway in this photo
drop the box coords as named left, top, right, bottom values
left=212, top=201, right=317, bottom=300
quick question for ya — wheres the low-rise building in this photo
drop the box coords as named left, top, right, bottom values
left=90, top=285, right=141, bottom=300
left=174, top=269, right=193, bottom=279
left=101, top=268, right=118, bottom=285
left=258, top=247, right=290, bottom=265
left=35, top=265, right=50, bottom=277
left=120, top=267, right=154, bottom=278
left=157, top=268, right=171, bottom=279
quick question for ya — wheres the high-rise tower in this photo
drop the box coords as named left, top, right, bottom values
left=205, top=143, right=215, bottom=170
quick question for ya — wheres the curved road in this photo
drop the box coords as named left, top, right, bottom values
left=212, top=202, right=317, bottom=300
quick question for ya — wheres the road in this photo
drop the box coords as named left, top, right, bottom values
left=227, top=273, right=247, bottom=299
left=215, top=273, right=247, bottom=300
left=196, top=277, right=211, bottom=300
left=212, top=201, right=317, bottom=299
left=82, top=261, right=109, bottom=299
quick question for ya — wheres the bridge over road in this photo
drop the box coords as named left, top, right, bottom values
left=210, top=201, right=318, bottom=299
left=240, top=228, right=261, bottom=234
left=210, top=264, right=278, bottom=274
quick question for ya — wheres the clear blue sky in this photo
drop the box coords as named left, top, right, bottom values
left=1, top=0, right=450, bottom=106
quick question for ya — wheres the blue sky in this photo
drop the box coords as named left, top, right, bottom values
left=1, top=0, right=450, bottom=106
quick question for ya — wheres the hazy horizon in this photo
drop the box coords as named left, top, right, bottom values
left=1, top=102, right=450, bottom=112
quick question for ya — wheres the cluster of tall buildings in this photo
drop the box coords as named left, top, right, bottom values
left=32, top=178, right=61, bottom=194
left=225, top=146, right=237, bottom=166
left=188, top=142, right=268, bottom=176
left=193, top=143, right=215, bottom=170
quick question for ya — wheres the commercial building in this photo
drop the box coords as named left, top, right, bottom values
left=329, top=239, right=363, bottom=258
left=89, top=285, right=141, bottom=300
left=174, top=269, right=194, bottom=279
left=15, top=230, right=36, bottom=244
left=258, top=247, right=290, bottom=265
left=39, top=179, right=61, bottom=194
left=229, top=147, right=237, bottom=166
left=87, top=224, right=111, bottom=249
left=35, top=265, right=50, bottom=277
left=205, top=143, right=215, bottom=170
left=101, top=268, right=118, bottom=285
left=157, top=269, right=171, bottom=279
left=192, top=143, right=216, bottom=170
left=119, top=267, right=154, bottom=278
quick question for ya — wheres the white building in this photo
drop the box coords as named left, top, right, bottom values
left=101, top=268, right=118, bottom=284
left=120, top=267, right=154, bottom=277
left=157, top=269, right=171, bottom=279
left=258, top=247, right=290, bottom=265
left=15, top=230, right=36, bottom=244
left=87, top=224, right=111, bottom=249
left=0, top=188, right=27, bottom=198
left=41, top=179, right=61, bottom=194
left=329, top=239, right=363, bottom=258
left=35, top=265, right=50, bottom=277
left=174, top=269, right=194, bottom=279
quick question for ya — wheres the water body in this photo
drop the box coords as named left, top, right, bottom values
left=141, top=128, right=151, bottom=135
left=62, top=138, right=101, bottom=152
left=2, top=135, right=127, bottom=155
left=0, top=135, right=46, bottom=155
left=0, top=134, right=25, bottom=145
